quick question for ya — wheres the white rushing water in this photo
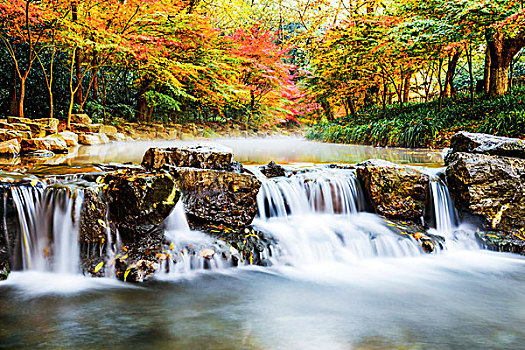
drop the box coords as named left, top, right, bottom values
left=3, top=165, right=479, bottom=283
left=425, top=168, right=479, bottom=250
left=158, top=202, right=231, bottom=278
left=10, top=183, right=84, bottom=274
left=253, top=167, right=479, bottom=266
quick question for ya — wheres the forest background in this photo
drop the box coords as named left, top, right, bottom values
left=1, top=0, right=524, bottom=147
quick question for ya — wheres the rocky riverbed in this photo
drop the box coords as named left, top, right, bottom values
left=0, top=131, right=524, bottom=282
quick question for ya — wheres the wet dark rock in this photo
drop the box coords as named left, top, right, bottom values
left=383, top=218, right=444, bottom=253
left=0, top=259, right=9, bottom=280
left=356, top=159, right=429, bottom=221
left=79, top=186, right=108, bottom=274
left=445, top=152, right=525, bottom=232
left=260, top=161, right=286, bottom=178
left=449, top=131, right=525, bottom=159
left=476, top=231, right=525, bottom=255
left=103, top=171, right=180, bottom=241
left=142, top=145, right=233, bottom=171
left=191, top=222, right=277, bottom=266
left=169, top=167, right=260, bottom=227
left=115, top=258, right=159, bottom=282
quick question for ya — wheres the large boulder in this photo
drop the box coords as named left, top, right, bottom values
left=25, top=122, right=46, bottom=138
left=0, top=139, right=20, bottom=155
left=142, top=145, right=234, bottom=171
left=71, top=114, right=92, bottom=124
left=0, top=122, right=31, bottom=132
left=449, top=131, right=525, bottom=158
left=34, top=118, right=59, bottom=134
left=445, top=152, right=525, bottom=231
left=7, top=116, right=31, bottom=124
left=72, top=123, right=102, bottom=134
left=356, top=159, right=429, bottom=221
left=78, top=133, right=109, bottom=145
left=99, top=125, right=117, bottom=135
left=103, top=172, right=180, bottom=241
left=0, top=129, right=30, bottom=142
left=169, top=167, right=261, bottom=227
left=20, top=137, right=68, bottom=154
left=51, top=131, right=78, bottom=147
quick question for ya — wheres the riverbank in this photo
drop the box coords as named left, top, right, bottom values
left=306, top=88, right=525, bottom=148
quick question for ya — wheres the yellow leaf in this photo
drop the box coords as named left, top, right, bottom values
left=94, top=261, right=104, bottom=273
left=98, top=219, right=107, bottom=229
left=124, top=268, right=131, bottom=282
left=169, top=242, right=175, bottom=250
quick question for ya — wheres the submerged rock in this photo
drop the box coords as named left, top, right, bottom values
left=356, top=159, right=429, bottom=221
left=445, top=152, right=525, bottom=232
left=476, top=230, right=525, bottom=255
left=170, top=167, right=260, bottom=227
left=142, top=145, right=234, bottom=171
left=260, top=161, right=286, bottom=178
left=449, top=131, right=525, bottom=158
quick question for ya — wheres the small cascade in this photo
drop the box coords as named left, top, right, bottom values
left=159, top=202, right=230, bottom=277
left=257, top=169, right=364, bottom=219
left=429, top=175, right=458, bottom=234
left=253, top=168, right=429, bottom=265
left=424, top=168, right=479, bottom=249
left=253, top=214, right=425, bottom=266
left=10, top=183, right=84, bottom=274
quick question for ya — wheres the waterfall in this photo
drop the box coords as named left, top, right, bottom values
left=424, top=168, right=479, bottom=249
left=257, top=169, right=364, bottom=219
left=429, top=175, right=458, bottom=234
left=159, top=202, right=230, bottom=277
left=253, top=169, right=430, bottom=265
left=10, top=183, right=84, bottom=274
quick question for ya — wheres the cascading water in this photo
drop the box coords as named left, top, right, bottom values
left=425, top=168, right=479, bottom=249
left=10, top=182, right=85, bottom=274
left=158, top=202, right=230, bottom=278
left=257, top=169, right=364, bottom=218
left=253, top=168, right=431, bottom=266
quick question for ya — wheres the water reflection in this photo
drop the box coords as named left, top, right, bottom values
left=0, top=138, right=443, bottom=170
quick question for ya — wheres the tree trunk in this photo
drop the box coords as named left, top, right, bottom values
left=483, top=47, right=491, bottom=94
left=9, top=70, right=18, bottom=116
left=487, top=28, right=525, bottom=97
left=320, top=98, right=333, bottom=122
left=18, top=74, right=28, bottom=118
left=72, top=2, right=83, bottom=109
left=403, top=72, right=412, bottom=103
left=443, top=50, right=461, bottom=98
left=347, top=96, right=356, bottom=118
left=466, top=45, right=475, bottom=107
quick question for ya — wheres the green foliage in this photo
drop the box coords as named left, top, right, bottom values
left=307, top=86, right=525, bottom=148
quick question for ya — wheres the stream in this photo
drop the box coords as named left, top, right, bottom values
left=1, top=138, right=524, bottom=349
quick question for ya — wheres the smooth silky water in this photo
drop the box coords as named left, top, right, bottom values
left=1, top=138, right=525, bottom=349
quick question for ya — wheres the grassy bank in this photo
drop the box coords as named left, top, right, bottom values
left=306, top=87, right=525, bottom=148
